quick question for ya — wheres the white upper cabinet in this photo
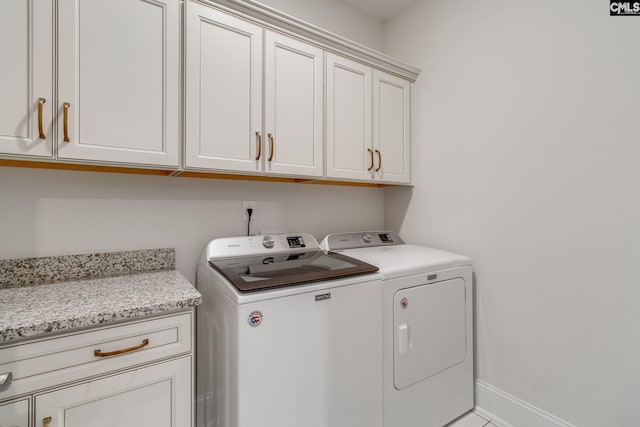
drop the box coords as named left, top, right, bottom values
left=326, top=53, right=373, bottom=181
left=1, top=0, right=417, bottom=184
left=57, top=0, right=180, bottom=167
left=327, top=54, right=413, bottom=184
left=185, top=3, right=324, bottom=178
left=373, top=70, right=412, bottom=184
left=185, top=3, right=263, bottom=172
left=0, top=0, right=53, bottom=158
left=264, top=31, right=323, bottom=178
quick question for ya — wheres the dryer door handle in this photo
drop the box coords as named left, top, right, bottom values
left=398, top=324, right=410, bottom=355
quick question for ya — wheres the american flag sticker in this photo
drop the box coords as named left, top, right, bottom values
left=248, top=311, right=263, bottom=327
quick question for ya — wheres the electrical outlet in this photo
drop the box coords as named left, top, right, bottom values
left=242, top=201, right=256, bottom=220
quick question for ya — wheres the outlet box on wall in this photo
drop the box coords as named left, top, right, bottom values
left=242, top=201, right=256, bottom=220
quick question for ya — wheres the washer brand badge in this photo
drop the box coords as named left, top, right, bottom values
left=248, top=311, right=263, bottom=327
left=428, top=274, right=437, bottom=281
left=315, top=292, right=331, bottom=302
left=610, top=1, right=640, bottom=15
left=401, top=297, right=409, bottom=309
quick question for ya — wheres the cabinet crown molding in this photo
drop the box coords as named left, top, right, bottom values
left=196, top=0, right=421, bottom=81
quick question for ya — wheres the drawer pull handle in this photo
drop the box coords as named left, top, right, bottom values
left=63, top=102, right=71, bottom=142
left=94, top=338, right=149, bottom=358
left=38, top=98, right=46, bottom=139
left=43, top=416, right=52, bottom=427
left=0, top=372, right=12, bottom=392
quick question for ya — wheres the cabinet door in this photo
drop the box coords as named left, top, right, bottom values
left=0, top=0, right=53, bottom=158
left=35, top=357, right=191, bottom=427
left=0, top=399, right=29, bottom=427
left=326, top=53, right=372, bottom=181
left=264, top=31, right=323, bottom=177
left=57, top=0, right=179, bottom=167
left=185, top=2, right=263, bottom=172
left=373, top=70, right=412, bottom=184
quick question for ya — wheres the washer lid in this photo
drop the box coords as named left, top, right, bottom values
left=209, top=250, right=379, bottom=292
left=333, top=244, right=471, bottom=279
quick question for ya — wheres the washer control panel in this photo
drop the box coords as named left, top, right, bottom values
left=208, top=233, right=317, bottom=259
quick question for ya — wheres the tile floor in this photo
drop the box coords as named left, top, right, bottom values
left=446, top=410, right=500, bottom=427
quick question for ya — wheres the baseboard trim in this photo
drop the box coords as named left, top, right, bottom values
left=474, top=380, right=576, bottom=427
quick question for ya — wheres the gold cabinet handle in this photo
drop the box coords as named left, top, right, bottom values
left=43, top=416, right=52, bottom=427
left=63, top=102, right=71, bottom=142
left=255, top=131, right=262, bottom=160
left=38, top=98, right=46, bottom=139
left=268, top=133, right=275, bottom=162
left=367, top=148, right=374, bottom=171
left=375, top=149, right=382, bottom=172
left=94, top=338, right=149, bottom=358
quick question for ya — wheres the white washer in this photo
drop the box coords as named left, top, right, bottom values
left=196, top=233, right=384, bottom=427
left=321, top=231, right=473, bottom=427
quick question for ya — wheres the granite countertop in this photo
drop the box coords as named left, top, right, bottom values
left=0, top=249, right=202, bottom=343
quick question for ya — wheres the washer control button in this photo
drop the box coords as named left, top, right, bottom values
left=263, top=236, right=275, bottom=249
left=362, top=233, right=373, bottom=243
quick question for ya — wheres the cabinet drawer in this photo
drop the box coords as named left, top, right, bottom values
left=0, top=312, right=191, bottom=399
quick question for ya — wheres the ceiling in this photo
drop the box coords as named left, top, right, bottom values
left=337, top=0, right=417, bottom=21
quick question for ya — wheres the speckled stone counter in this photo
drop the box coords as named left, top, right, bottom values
left=0, top=250, right=201, bottom=343
left=0, top=248, right=175, bottom=288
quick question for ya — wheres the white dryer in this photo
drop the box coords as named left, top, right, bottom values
left=196, top=233, right=384, bottom=427
left=321, top=231, right=473, bottom=427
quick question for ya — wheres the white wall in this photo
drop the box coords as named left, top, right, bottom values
left=383, top=1, right=640, bottom=426
left=0, top=167, right=383, bottom=284
left=255, top=0, right=384, bottom=49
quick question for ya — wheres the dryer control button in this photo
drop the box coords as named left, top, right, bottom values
left=362, top=233, right=373, bottom=243
left=263, top=236, right=275, bottom=249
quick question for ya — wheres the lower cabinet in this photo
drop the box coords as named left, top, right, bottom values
left=0, top=312, right=193, bottom=427
left=35, top=357, right=191, bottom=427
left=0, top=398, right=29, bottom=427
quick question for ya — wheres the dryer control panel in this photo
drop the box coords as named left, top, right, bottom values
left=321, top=231, right=405, bottom=251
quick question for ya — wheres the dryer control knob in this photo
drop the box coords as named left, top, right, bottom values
left=263, top=236, right=275, bottom=249
left=362, top=233, right=373, bottom=243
